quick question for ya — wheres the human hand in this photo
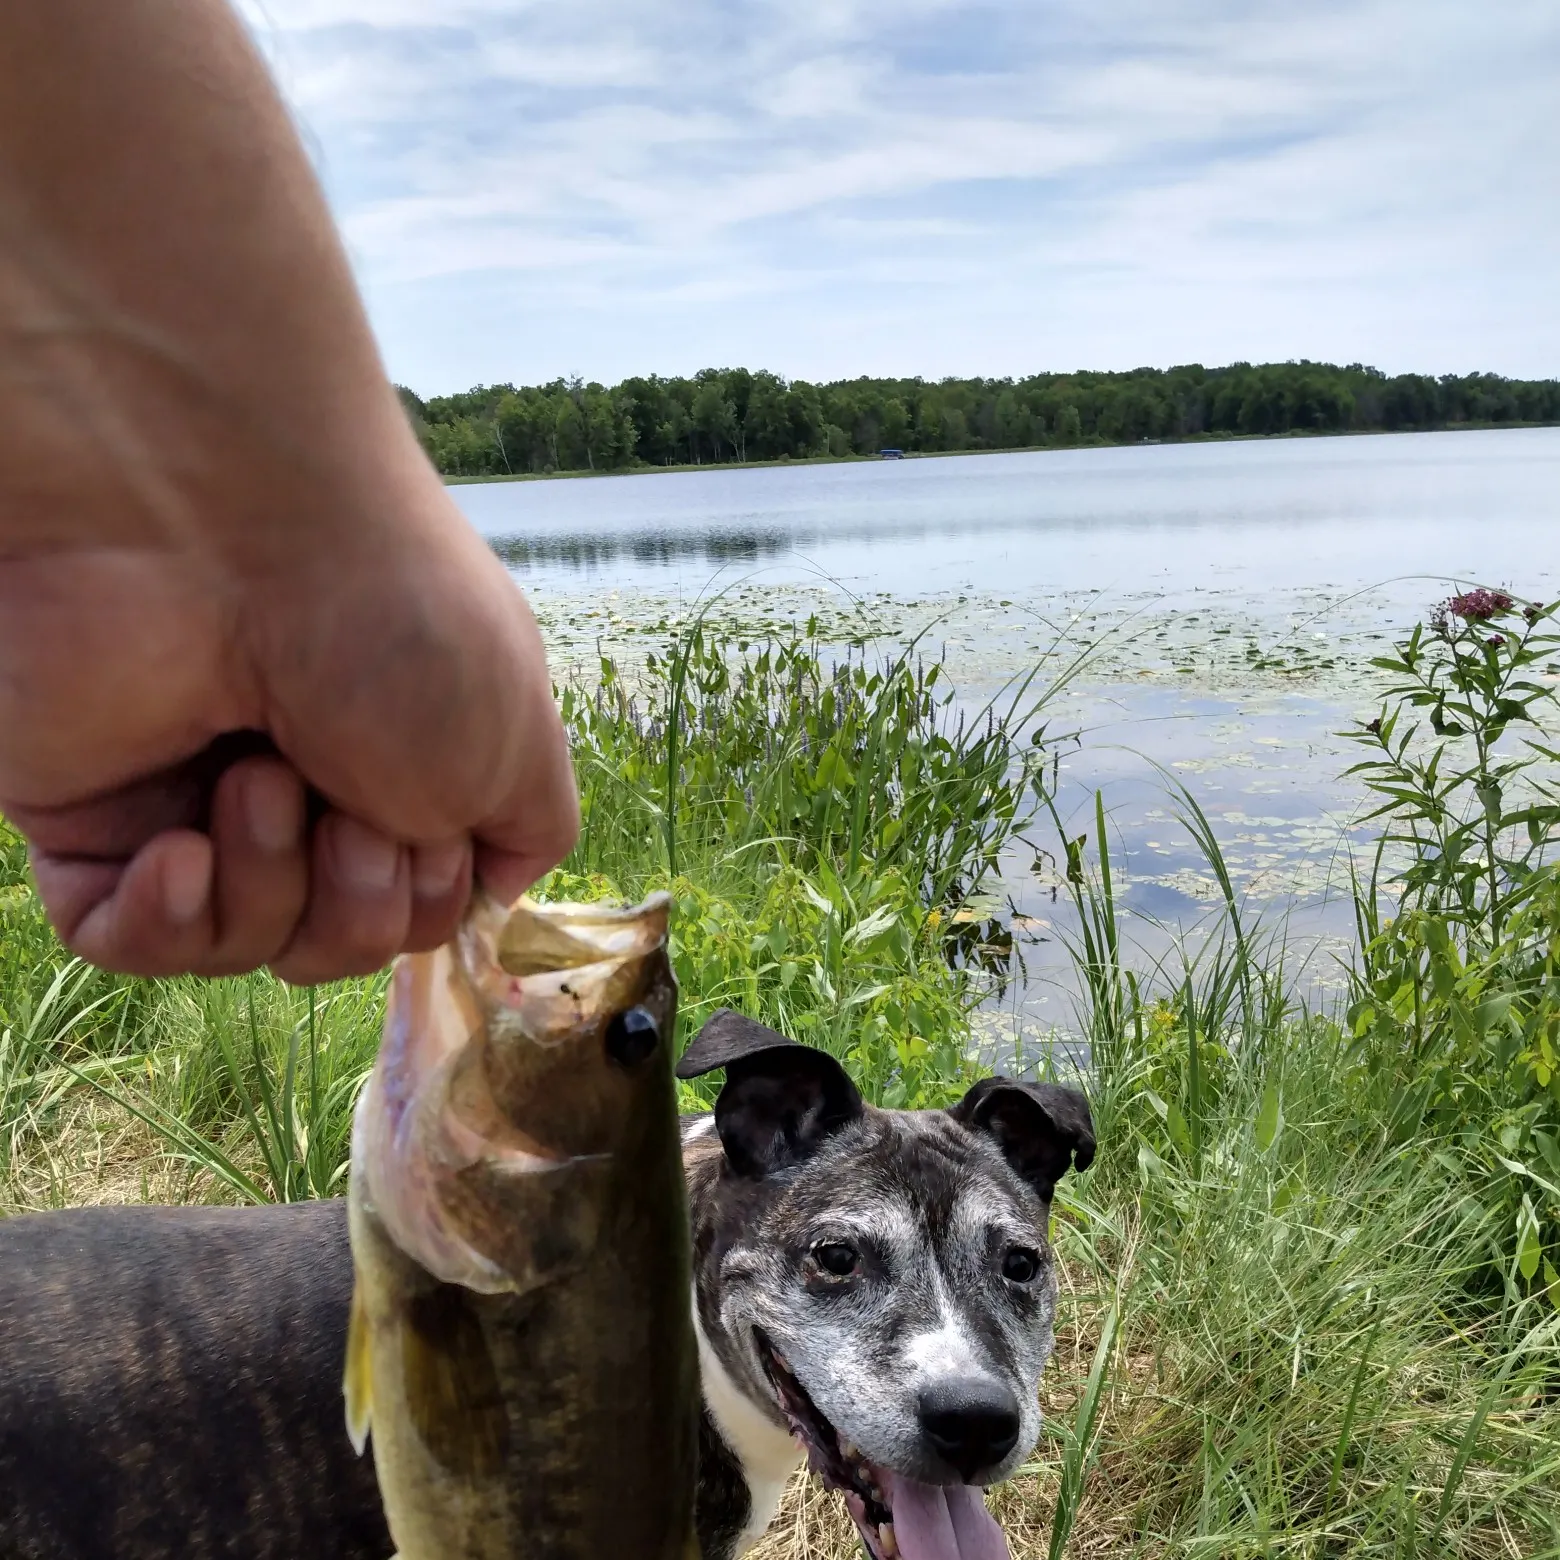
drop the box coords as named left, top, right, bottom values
left=0, top=498, right=579, bottom=984
left=0, top=0, right=578, bottom=982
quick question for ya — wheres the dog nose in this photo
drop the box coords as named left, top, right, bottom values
left=917, top=1378, right=1021, bottom=1479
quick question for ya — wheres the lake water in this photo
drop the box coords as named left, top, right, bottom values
left=454, top=428, right=1560, bottom=1044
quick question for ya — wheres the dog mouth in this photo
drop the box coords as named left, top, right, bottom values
left=756, top=1333, right=1010, bottom=1560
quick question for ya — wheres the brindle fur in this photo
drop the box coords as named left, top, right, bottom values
left=0, top=1201, right=385, bottom=1560
left=677, top=1011, right=1095, bottom=1556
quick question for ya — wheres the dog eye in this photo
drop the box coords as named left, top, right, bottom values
left=811, top=1241, right=860, bottom=1278
left=1002, top=1246, right=1042, bottom=1284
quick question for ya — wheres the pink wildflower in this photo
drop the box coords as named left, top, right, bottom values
left=1447, top=588, right=1513, bottom=622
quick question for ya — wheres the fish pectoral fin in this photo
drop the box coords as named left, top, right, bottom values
left=403, top=1284, right=511, bottom=1479
left=343, top=1282, right=373, bottom=1457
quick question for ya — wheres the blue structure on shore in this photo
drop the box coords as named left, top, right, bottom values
left=879, top=448, right=904, bottom=459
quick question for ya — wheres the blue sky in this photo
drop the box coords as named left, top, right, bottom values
left=241, top=0, right=1560, bottom=395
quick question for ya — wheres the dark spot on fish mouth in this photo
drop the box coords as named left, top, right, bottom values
left=605, top=1005, right=660, bottom=1067
left=754, top=1330, right=897, bottom=1559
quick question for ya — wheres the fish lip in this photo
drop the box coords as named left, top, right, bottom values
left=753, top=1329, right=897, bottom=1560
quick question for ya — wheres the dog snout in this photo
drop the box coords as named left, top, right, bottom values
left=916, top=1377, right=1021, bottom=1480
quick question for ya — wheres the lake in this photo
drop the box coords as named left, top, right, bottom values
left=454, top=428, right=1560, bottom=1045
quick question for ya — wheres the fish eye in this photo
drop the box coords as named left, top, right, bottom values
left=605, top=1006, right=660, bottom=1067
left=1001, top=1246, right=1042, bottom=1284
left=811, top=1241, right=860, bottom=1278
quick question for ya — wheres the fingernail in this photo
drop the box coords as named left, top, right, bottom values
left=245, top=768, right=302, bottom=854
left=413, top=840, right=466, bottom=899
left=163, top=843, right=212, bottom=925
left=332, top=816, right=399, bottom=894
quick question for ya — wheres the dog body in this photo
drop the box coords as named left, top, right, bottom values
left=0, top=1200, right=385, bottom=1560
left=0, top=1019, right=1092, bottom=1560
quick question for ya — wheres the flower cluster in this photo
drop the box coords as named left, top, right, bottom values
left=1447, top=588, right=1514, bottom=622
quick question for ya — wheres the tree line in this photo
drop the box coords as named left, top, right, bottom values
left=396, top=361, right=1560, bottom=479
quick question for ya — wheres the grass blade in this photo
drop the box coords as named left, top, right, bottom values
left=1048, top=1291, right=1120, bottom=1560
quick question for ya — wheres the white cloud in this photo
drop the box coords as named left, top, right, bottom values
left=239, top=0, right=1560, bottom=389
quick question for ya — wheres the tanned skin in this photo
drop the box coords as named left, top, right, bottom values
left=0, top=0, right=578, bottom=983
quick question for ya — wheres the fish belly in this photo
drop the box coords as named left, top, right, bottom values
left=348, top=1139, right=699, bottom=1558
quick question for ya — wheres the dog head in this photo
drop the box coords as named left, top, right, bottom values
left=678, top=1011, right=1094, bottom=1560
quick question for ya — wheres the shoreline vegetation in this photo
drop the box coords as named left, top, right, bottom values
left=397, top=359, right=1560, bottom=482
left=3, top=601, right=1559, bottom=1555
left=441, top=419, right=1560, bottom=487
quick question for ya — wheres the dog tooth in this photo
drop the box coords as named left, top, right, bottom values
left=879, top=1522, right=899, bottom=1558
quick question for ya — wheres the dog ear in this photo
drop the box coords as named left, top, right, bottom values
left=677, top=1009, right=864, bottom=1178
left=950, top=1077, right=1096, bottom=1203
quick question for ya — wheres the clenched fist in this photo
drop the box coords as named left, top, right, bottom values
left=0, top=0, right=579, bottom=981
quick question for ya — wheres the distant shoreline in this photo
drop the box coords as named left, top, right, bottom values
left=443, top=419, right=1558, bottom=486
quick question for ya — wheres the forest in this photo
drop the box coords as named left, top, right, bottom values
left=398, top=360, right=1560, bottom=478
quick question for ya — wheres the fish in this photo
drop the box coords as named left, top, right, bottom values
left=343, top=890, right=700, bottom=1560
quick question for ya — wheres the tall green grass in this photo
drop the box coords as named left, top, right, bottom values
left=0, top=624, right=1059, bottom=1199
left=1025, top=796, right=1560, bottom=1558
left=1007, top=589, right=1560, bottom=1556
left=563, top=618, right=1052, bottom=906
left=3, top=600, right=1559, bottom=1556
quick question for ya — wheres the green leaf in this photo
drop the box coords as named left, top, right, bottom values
left=1430, top=956, right=1456, bottom=1000
left=1046, top=1291, right=1119, bottom=1560
left=844, top=903, right=900, bottom=947
left=1254, top=1084, right=1283, bottom=1153
left=1475, top=993, right=1513, bottom=1034
left=1065, top=832, right=1088, bottom=885
left=1516, top=1199, right=1541, bottom=1282
left=1474, top=777, right=1502, bottom=825
left=1492, top=1152, right=1560, bottom=1200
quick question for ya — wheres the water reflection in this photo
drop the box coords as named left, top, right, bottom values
left=488, top=527, right=802, bottom=570
left=460, top=428, right=1560, bottom=601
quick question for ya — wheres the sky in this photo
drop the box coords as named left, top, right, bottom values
left=239, top=0, right=1560, bottom=396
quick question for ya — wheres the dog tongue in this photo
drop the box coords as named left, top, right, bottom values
left=882, top=1472, right=1010, bottom=1560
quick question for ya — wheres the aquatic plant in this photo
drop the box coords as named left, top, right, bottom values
left=561, top=619, right=1055, bottom=912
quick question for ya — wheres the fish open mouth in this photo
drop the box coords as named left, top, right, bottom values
left=755, top=1333, right=1010, bottom=1560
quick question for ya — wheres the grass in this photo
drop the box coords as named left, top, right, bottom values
left=2, top=604, right=1559, bottom=1557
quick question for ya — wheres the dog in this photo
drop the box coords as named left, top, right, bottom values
left=676, top=1011, right=1094, bottom=1559
left=0, top=1012, right=1093, bottom=1560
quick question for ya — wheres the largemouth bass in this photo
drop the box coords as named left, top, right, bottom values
left=344, top=891, right=699, bottom=1560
